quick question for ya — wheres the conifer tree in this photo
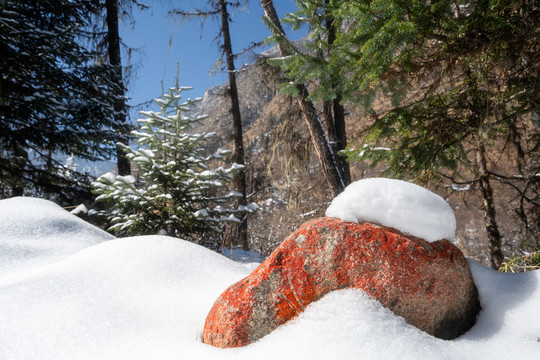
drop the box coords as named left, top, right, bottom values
left=92, top=81, right=256, bottom=241
left=170, top=1, right=251, bottom=250
left=329, top=0, right=539, bottom=268
left=93, top=0, right=149, bottom=176
left=260, top=0, right=346, bottom=197
left=269, top=0, right=351, bottom=185
left=0, top=0, right=130, bottom=204
left=105, top=0, right=132, bottom=176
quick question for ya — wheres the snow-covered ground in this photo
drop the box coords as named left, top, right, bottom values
left=0, top=195, right=539, bottom=359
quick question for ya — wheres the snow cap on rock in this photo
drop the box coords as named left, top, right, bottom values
left=325, top=178, right=456, bottom=242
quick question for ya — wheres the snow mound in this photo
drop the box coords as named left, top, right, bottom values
left=249, top=267, right=540, bottom=359
left=0, top=195, right=539, bottom=359
left=325, top=178, right=456, bottom=242
left=0, top=235, right=538, bottom=359
left=0, top=197, right=113, bottom=282
left=0, top=235, right=253, bottom=360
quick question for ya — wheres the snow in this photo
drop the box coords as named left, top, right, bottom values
left=69, top=203, right=88, bottom=215
left=238, top=203, right=260, bottom=212
left=0, top=197, right=539, bottom=359
left=218, top=247, right=265, bottom=264
left=451, top=183, right=472, bottom=191
left=132, top=155, right=151, bottom=163
left=326, top=178, right=456, bottom=242
left=0, top=197, right=113, bottom=283
left=97, top=171, right=116, bottom=184
left=226, top=190, right=243, bottom=198
left=116, top=175, right=137, bottom=184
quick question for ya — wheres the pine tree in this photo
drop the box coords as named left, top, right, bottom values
left=260, top=0, right=346, bottom=197
left=268, top=0, right=351, bottom=186
left=105, top=0, right=132, bottom=176
left=91, top=0, right=149, bottom=176
left=332, top=0, right=539, bottom=268
left=0, top=0, right=129, bottom=204
left=91, top=82, right=257, bottom=241
left=170, top=0, right=251, bottom=249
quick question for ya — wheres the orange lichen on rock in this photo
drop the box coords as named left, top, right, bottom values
left=203, top=217, right=480, bottom=348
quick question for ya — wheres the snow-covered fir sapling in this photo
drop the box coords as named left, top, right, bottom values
left=91, top=79, right=257, bottom=243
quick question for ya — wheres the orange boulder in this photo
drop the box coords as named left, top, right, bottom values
left=203, top=217, right=480, bottom=347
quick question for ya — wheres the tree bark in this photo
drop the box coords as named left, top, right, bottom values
left=333, top=93, right=351, bottom=184
left=474, top=134, right=504, bottom=270
left=219, top=0, right=248, bottom=250
left=324, top=2, right=351, bottom=185
left=260, top=0, right=345, bottom=197
left=322, top=99, right=339, bottom=157
left=296, top=85, right=346, bottom=197
left=106, top=0, right=130, bottom=176
left=11, top=142, right=27, bottom=197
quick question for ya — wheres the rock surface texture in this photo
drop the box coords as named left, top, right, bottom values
left=203, top=217, right=481, bottom=347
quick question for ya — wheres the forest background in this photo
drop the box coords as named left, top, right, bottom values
left=1, top=0, right=538, bottom=271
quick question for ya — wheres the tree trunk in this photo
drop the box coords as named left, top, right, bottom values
left=106, top=0, right=130, bottom=176
left=219, top=0, right=248, bottom=250
left=322, top=99, right=339, bottom=158
left=11, top=141, right=27, bottom=197
left=474, top=134, right=504, bottom=270
left=296, top=85, right=346, bottom=197
left=324, top=0, right=351, bottom=186
left=333, top=94, right=351, bottom=184
left=260, top=0, right=345, bottom=197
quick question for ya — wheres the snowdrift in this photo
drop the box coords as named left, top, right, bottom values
left=0, top=196, right=538, bottom=359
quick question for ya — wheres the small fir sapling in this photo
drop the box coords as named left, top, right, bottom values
left=91, top=79, right=257, bottom=242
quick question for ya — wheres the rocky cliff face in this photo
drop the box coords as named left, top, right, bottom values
left=191, top=49, right=538, bottom=265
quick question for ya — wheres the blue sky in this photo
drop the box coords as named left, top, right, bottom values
left=121, top=0, right=303, bottom=116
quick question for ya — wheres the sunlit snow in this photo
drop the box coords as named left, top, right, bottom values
left=0, top=197, right=538, bottom=359
left=326, top=178, right=456, bottom=242
left=0, top=197, right=113, bottom=283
